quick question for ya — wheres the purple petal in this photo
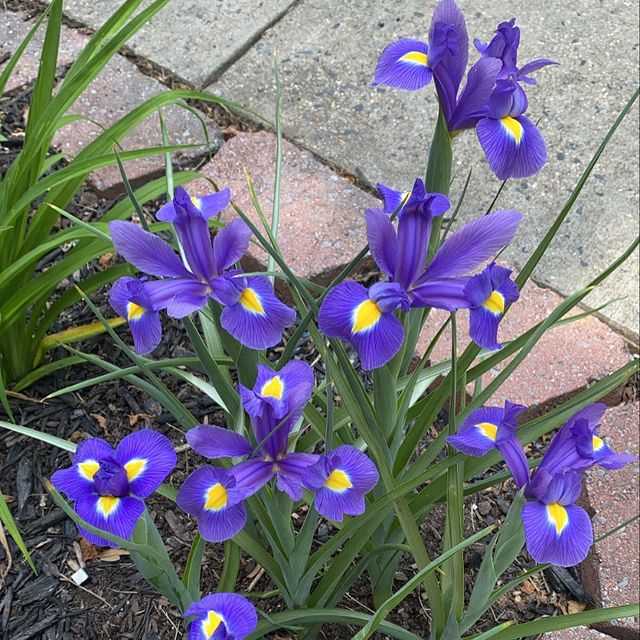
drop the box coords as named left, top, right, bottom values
left=74, top=494, right=145, bottom=548
left=109, top=221, right=191, bottom=278
left=144, top=278, right=210, bottom=318
left=330, top=445, right=379, bottom=493
left=448, top=57, right=501, bottom=131
left=276, top=452, right=321, bottom=500
left=476, top=114, right=547, bottom=180
left=447, top=406, right=505, bottom=456
left=185, top=593, right=257, bottom=640
left=213, top=218, right=252, bottom=274
left=372, top=39, right=432, bottom=91
left=319, top=281, right=369, bottom=341
left=410, top=276, right=471, bottom=311
left=186, top=424, right=252, bottom=459
left=522, top=500, right=593, bottom=567
left=370, top=281, right=410, bottom=314
left=365, top=208, right=399, bottom=278
left=220, top=276, right=296, bottom=350
left=229, top=458, right=274, bottom=496
left=129, top=307, right=162, bottom=355
left=396, top=199, right=433, bottom=289
left=114, top=430, right=177, bottom=498
left=518, top=58, right=558, bottom=82
left=352, top=313, right=404, bottom=370
left=192, top=188, right=231, bottom=220
left=428, top=0, right=468, bottom=93
left=469, top=307, right=501, bottom=350
left=51, top=438, right=113, bottom=499
left=195, top=501, right=247, bottom=543
left=496, top=432, right=530, bottom=489
left=425, top=210, right=523, bottom=280
left=376, top=183, right=408, bottom=214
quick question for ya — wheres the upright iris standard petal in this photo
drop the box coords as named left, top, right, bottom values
left=216, top=275, right=296, bottom=350
left=366, top=208, right=399, bottom=278
left=74, top=494, right=145, bottom=548
left=114, top=430, right=177, bottom=499
left=186, top=424, right=253, bottom=459
left=184, top=593, right=258, bottom=640
left=157, top=188, right=231, bottom=223
left=213, top=218, right=252, bottom=274
left=318, top=281, right=408, bottom=370
left=477, top=113, right=547, bottom=180
left=109, top=221, right=192, bottom=279
left=522, top=472, right=593, bottom=567
left=176, top=466, right=249, bottom=542
left=51, top=438, right=114, bottom=499
left=372, top=38, right=432, bottom=90
left=305, top=445, right=379, bottom=522
left=464, top=262, right=520, bottom=350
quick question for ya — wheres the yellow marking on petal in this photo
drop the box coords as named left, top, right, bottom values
left=547, top=502, right=569, bottom=535
left=399, top=51, right=429, bottom=66
left=204, top=483, right=228, bottom=511
left=501, top=116, right=524, bottom=144
left=483, top=290, right=505, bottom=315
left=190, top=195, right=202, bottom=210
left=476, top=422, right=498, bottom=441
left=325, top=469, right=353, bottom=493
left=127, top=302, right=145, bottom=321
left=202, top=610, right=223, bottom=637
left=78, top=460, right=100, bottom=480
left=124, top=458, right=147, bottom=482
left=96, top=496, right=120, bottom=517
left=593, top=435, right=605, bottom=452
left=239, top=287, right=264, bottom=314
left=261, top=375, right=284, bottom=400
left=352, top=299, right=382, bottom=334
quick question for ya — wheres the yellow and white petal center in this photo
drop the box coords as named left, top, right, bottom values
left=261, top=375, right=284, bottom=399
left=96, top=496, right=120, bottom=518
left=546, top=502, right=569, bottom=535
left=239, top=287, right=264, bottom=315
left=399, top=51, right=429, bottom=67
left=352, top=299, right=382, bottom=334
left=483, top=290, right=505, bottom=315
left=500, top=116, right=524, bottom=145
left=191, top=196, right=202, bottom=211
left=592, top=435, right=605, bottom=452
left=325, top=469, right=353, bottom=493
left=127, top=302, right=146, bottom=321
left=202, top=609, right=224, bottom=637
left=78, top=459, right=100, bottom=481
left=204, top=483, right=228, bottom=511
left=124, top=458, right=147, bottom=482
left=476, top=422, right=498, bottom=442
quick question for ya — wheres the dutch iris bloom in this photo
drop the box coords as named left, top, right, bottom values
left=177, top=361, right=318, bottom=541
left=372, top=0, right=554, bottom=180
left=319, top=178, right=522, bottom=368
left=304, top=445, right=379, bottom=522
left=109, top=186, right=295, bottom=353
left=447, top=400, right=529, bottom=488
left=463, top=262, right=520, bottom=350
left=51, top=430, right=176, bottom=547
left=184, top=593, right=257, bottom=640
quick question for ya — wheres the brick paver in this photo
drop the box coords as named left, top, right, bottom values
left=417, top=276, right=631, bottom=408
left=1, top=9, right=89, bottom=92
left=185, top=130, right=378, bottom=283
left=584, top=402, right=640, bottom=639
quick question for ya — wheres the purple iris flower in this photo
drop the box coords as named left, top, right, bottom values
left=109, top=186, right=295, bottom=353
left=372, top=1, right=555, bottom=180
left=304, top=445, right=379, bottom=522
left=376, top=183, right=410, bottom=214
left=184, top=592, right=257, bottom=640
left=177, top=361, right=319, bottom=541
left=319, top=179, right=522, bottom=368
left=51, top=430, right=176, bottom=547
left=463, top=262, right=520, bottom=350
left=447, top=400, right=529, bottom=488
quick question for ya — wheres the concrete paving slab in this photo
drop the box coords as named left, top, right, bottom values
left=51, top=0, right=295, bottom=87
left=584, top=402, right=640, bottom=639
left=1, top=9, right=89, bottom=93
left=53, top=53, right=222, bottom=196
left=417, top=270, right=632, bottom=407
left=210, top=0, right=639, bottom=337
left=543, top=628, right=611, bottom=640
left=184, top=130, right=377, bottom=283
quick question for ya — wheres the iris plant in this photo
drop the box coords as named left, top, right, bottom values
left=319, top=178, right=522, bottom=369
left=109, top=186, right=295, bottom=354
left=448, top=403, right=636, bottom=566
left=184, top=593, right=257, bottom=640
left=373, top=0, right=556, bottom=179
left=177, top=361, right=379, bottom=540
left=51, top=430, right=176, bottom=547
